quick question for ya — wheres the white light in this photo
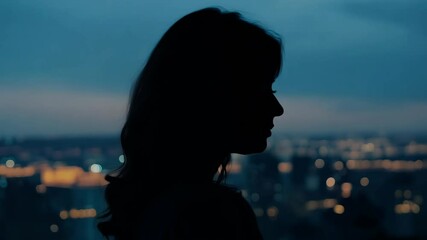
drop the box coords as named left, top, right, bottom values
left=241, top=189, right=248, bottom=198
left=90, top=164, right=102, bottom=173
left=326, top=177, right=336, bottom=188
left=5, top=159, right=15, bottom=168
left=334, top=161, right=344, bottom=171
left=50, top=224, right=59, bottom=233
left=119, top=155, right=125, bottom=163
left=314, top=159, right=325, bottom=168
left=360, top=177, right=369, bottom=187
left=334, top=204, right=345, bottom=214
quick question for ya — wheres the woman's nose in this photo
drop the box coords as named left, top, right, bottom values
left=273, top=96, right=284, bottom=117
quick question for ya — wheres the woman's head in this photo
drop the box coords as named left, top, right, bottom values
left=125, top=7, right=283, bottom=160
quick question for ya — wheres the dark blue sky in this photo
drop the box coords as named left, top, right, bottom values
left=1, top=0, right=426, bottom=136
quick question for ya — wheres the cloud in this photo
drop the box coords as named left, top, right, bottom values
left=274, top=95, right=427, bottom=134
left=339, top=0, right=427, bottom=36
left=1, top=87, right=427, bottom=137
left=1, top=0, right=426, bottom=101
left=0, top=88, right=128, bottom=137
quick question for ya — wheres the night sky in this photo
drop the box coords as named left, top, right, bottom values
left=1, top=0, right=426, bottom=137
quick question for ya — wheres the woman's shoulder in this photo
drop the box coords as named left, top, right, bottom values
left=137, top=182, right=263, bottom=239
left=173, top=182, right=256, bottom=218
left=171, top=182, right=263, bottom=239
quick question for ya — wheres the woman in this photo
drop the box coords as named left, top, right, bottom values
left=97, top=6, right=284, bottom=240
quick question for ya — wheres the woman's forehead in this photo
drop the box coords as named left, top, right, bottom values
left=234, top=64, right=277, bottom=85
left=234, top=52, right=279, bottom=79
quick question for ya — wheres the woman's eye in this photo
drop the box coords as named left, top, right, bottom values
left=272, top=90, right=277, bottom=94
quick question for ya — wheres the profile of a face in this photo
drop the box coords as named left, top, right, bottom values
left=227, top=66, right=284, bottom=154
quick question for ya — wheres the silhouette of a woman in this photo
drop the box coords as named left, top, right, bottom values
left=97, top=7, right=284, bottom=240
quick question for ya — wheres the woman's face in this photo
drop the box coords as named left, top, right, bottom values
left=227, top=65, right=284, bottom=154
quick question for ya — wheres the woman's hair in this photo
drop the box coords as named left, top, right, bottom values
left=97, top=6, right=283, bottom=239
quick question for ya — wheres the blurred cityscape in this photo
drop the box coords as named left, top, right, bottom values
left=0, top=133, right=427, bottom=240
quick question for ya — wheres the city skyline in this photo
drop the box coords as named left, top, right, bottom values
left=1, top=134, right=426, bottom=239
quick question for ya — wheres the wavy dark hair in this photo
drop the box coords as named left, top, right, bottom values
left=97, top=6, right=283, bottom=239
